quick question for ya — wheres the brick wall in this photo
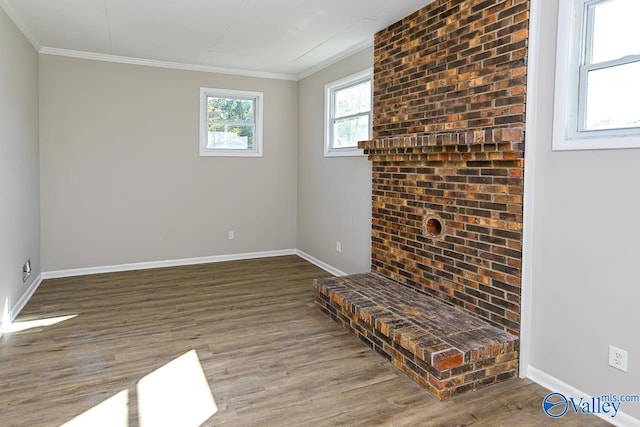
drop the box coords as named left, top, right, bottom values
left=373, top=0, right=529, bottom=138
left=362, top=0, right=529, bottom=335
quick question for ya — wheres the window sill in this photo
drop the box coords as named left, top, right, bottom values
left=324, top=148, right=366, bottom=158
left=200, top=149, right=263, bottom=157
left=552, top=134, right=640, bottom=151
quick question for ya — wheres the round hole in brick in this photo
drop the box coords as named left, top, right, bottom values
left=425, top=217, right=443, bottom=237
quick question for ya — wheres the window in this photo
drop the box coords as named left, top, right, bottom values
left=324, top=69, right=372, bottom=157
left=199, top=88, right=263, bottom=157
left=553, top=0, right=640, bottom=150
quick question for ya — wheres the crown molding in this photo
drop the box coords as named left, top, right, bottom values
left=39, top=47, right=299, bottom=81
left=3, top=0, right=374, bottom=84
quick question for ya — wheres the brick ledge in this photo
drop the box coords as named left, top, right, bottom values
left=359, top=126, right=525, bottom=152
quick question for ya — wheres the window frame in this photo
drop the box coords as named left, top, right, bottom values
left=324, top=68, right=373, bottom=157
left=199, top=87, right=263, bottom=157
left=553, top=0, right=640, bottom=151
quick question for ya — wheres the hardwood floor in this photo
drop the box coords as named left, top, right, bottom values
left=0, top=256, right=607, bottom=426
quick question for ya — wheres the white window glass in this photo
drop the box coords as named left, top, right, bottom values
left=584, top=62, right=640, bottom=131
left=580, top=0, right=640, bottom=132
left=589, top=0, right=640, bottom=64
left=333, top=115, right=370, bottom=149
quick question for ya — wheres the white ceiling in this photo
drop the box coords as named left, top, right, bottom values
left=1, top=0, right=432, bottom=80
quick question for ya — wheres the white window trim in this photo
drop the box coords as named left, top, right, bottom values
left=324, top=68, right=372, bottom=157
left=199, top=87, right=263, bottom=157
left=553, top=0, right=640, bottom=151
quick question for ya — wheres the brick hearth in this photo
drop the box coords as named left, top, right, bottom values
left=314, top=274, right=519, bottom=400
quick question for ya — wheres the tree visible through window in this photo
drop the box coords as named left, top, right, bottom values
left=207, top=97, right=255, bottom=149
left=325, top=69, right=372, bottom=156
left=199, top=88, right=263, bottom=157
left=332, top=79, right=371, bottom=148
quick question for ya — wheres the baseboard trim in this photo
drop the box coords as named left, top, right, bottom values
left=5, top=249, right=345, bottom=338
left=527, top=366, right=640, bottom=427
left=41, top=249, right=297, bottom=280
left=0, top=273, right=44, bottom=336
left=295, top=250, right=347, bottom=277
left=11, top=274, right=43, bottom=322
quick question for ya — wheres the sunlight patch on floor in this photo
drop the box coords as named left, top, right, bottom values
left=138, top=350, right=218, bottom=427
left=61, top=390, right=129, bottom=427
left=58, top=349, right=217, bottom=427
left=2, top=314, right=78, bottom=333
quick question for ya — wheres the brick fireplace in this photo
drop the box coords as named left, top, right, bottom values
left=315, top=0, right=529, bottom=399
left=362, top=0, right=529, bottom=336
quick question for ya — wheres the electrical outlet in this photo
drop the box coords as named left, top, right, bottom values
left=608, top=345, right=628, bottom=372
left=22, top=259, right=31, bottom=282
left=336, top=241, right=342, bottom=253
left=228, top=231, right=235, bottom=240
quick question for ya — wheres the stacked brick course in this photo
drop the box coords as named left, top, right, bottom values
left=314, top=274, right=519, bottom=399
left=373, top=0, right=529, bottom=137
left=361, top=0, right=529, bottom=336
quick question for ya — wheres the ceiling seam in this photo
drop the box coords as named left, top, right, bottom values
left=204, top=0, right=252, bottom=60
left=102, top=0, right=113, bottom=53
left=293, top=19, right=365, bottom=63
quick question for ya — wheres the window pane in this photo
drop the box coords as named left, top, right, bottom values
left=207, top=124, right=254, bottom=149
left=334, top=80, right=371, bottom=118
left=207, top=97, right=254, bottom=122
left=333, top=115, right=370, bottom=148
left=590, top=0, right=640, bottom=64
left=584, top=61, right=640, bottom=130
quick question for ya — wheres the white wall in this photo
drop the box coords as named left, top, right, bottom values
left=527, top=0, right=640, bottom=421
left=39, top=55, right=298, bottom=271
left=0, top=8, right=40, bottom=325
left=297, top=47, right=373, bottom=275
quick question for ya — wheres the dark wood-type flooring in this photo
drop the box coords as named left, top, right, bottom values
left=0, top=256, right=607, bottom=426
